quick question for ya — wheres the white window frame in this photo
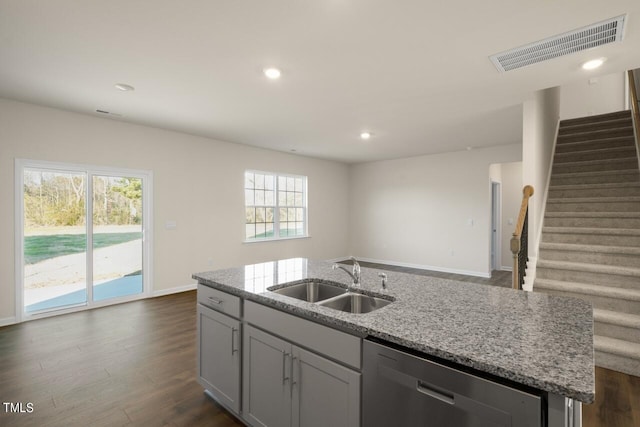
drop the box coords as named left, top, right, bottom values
left=243, top=170, right=308, bottom=243
left=14, top=159, right=154, bottom=322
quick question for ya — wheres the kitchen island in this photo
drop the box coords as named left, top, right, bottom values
left=193, top=258, right=594, bottom=426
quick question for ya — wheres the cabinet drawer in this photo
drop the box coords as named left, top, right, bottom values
left=245, top=300, right=362, bottom=369
left=197, top=284, right=241, bottom=318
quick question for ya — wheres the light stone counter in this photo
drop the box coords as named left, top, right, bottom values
left=193, top=258, right=594, bottom=403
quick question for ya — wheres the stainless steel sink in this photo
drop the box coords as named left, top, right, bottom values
left=319, top=292, right=392, bottom=314
left=268, top=281, right=346, bottom=302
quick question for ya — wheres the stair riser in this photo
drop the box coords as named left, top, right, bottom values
left=542, top=233, right=640, bottom=246
left=552, top=159, right=639, bottom=174
left=535, top=287, right=640, bottom=315
left=539, top=249, right=640, bottom=268
left=595, top=322, right=640, bottom=345
left=537, top=268, right=640, bottom=290
left=554, top=149, right=636, bottom=163
left=555, top=138, right=635, bottom=154
left=594, top=351, right=640, bottom=377
left=548, top=187, right=640, bottom=198
left=550, top=172, right=640, bottom=186
left=543, top=217, right=640, bottom=228
left=557, top=128, right=634, bottom=143
left=546, top=201, right=640, bottom=212
left=559, top=120, right=633, bottom=136
left=561, top=111, right=631, bottom=126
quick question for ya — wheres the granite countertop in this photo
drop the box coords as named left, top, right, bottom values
left=193, top=258, right=594, bottom=403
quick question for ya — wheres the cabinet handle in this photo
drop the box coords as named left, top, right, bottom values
left=416, top=381, right=455, bottom=405
left=282, top=352, right=290, bottom=384
left=291, top=356, right=299, bottom=396
left=231, top=327, right=238, bottom=355
left=207, top=296, right=224, bottom=305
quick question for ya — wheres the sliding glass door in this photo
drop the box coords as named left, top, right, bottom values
left=23, top=170, right=88, bottom=312
left=18, top=161, right=151, bottom=318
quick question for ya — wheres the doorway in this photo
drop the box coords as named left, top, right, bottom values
left=16, top=160, right=152, bottom=320
left=491, top=182, right=501, bottom=272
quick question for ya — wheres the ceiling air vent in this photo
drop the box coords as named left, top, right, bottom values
left=489, top=15, right=626, bottom=72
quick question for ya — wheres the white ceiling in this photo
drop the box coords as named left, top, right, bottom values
left=1, top=1, right=639, bottom=163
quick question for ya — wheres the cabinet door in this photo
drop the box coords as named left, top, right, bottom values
left=243, top=325, right=292, bottom=427
left=197, top=304, right=241, bottom=414
left=292, top=346, right=361, bottom=427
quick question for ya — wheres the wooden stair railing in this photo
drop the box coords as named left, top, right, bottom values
left=628, top=70, right=640, bottom=156
left=510, top=185, right=534, bottom=290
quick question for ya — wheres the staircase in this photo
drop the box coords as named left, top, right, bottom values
left=534, top=110, right=640, bottom=377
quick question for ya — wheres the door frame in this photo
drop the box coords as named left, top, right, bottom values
left=14, top=158, right=153, bottom=323
left=490, top=181, right=502, bottom=273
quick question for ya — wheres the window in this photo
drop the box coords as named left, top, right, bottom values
left=244, top=171, right=307, bottom=241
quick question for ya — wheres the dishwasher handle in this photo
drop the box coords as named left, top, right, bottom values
left=416, top=380, right=455, bottom=405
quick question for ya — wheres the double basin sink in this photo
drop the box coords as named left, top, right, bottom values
left=267, top=280, right=393, bottom=314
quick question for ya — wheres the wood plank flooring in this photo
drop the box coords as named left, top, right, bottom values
left=0, top=292, right=242, bottom=427
left=0, top=270, right=637, bottom=426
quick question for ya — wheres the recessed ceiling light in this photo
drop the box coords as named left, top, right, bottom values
left=360, top=132, right=372, bottom=140
left=581, top=58, right=605, bottom=70
left=263, top=68, right=281, bottom=79
left=115, top=83, right=135, bottom=91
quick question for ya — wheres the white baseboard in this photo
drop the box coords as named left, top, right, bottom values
left=0, top=317, right=17, bottom=327
left=350, top=256, right=491, bottom=279
left=500, top=266, right=513, bottom=272
left=152, top=283, right=197, bottom=297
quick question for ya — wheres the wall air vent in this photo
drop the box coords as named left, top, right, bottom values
left=489, top=15, right=626, bottom=72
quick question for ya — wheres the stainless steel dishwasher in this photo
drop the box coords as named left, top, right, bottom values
left=363, top=339, right=543, bottom=427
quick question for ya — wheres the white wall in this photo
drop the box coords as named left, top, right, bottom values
left=522, top=86, right=560, bottom=276
left=348, top=144, right=522, bottom=277
left=560, top=72, right=625, bottom=120
left=0, top=98, right=350, bottom=323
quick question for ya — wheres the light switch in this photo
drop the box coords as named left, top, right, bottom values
left=508, top=218, right=514, bottom=225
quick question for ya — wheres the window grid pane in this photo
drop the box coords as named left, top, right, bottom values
left=245, top=171, right=306, bottom=241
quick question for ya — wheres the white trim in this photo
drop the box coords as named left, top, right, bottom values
left=527, top=118, right=561, bottom=287
left=500, top=266, right=513, bottom=272
left=352, top=257, right=491, bottom=278
left=15, top=158, right=153, bottom=322
left=0, top=317, right=17, bottom=327
left=243, top=235, right=311, bottom=244
left=152, top=283, right=197, bottom=297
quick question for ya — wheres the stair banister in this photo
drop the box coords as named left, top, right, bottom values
left=510, top=185, right=534, bottom=290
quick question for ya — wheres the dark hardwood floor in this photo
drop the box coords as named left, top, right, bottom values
left=0, top=292, right=242, bottom=427
left=0, top=267, right=637, bottom=426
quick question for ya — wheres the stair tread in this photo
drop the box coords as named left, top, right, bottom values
left=561, top=117, right=632, bottom=130
left=551, top=168, right=639, bottom=177
left=547, top=196, right=640, bottom=203
left=543, top=226, right=640, bottom=236
left=594, top=336, right=640, bottom=360
left=549, top=182, right=640, bottom=191
left=558, top=126, right=634, bottom=137
left=593, top=309, right=640, bottom=328
left=534, top=278, right=640, bottom=300
left=553, top=157, right=637, bottom=167
left=555, top=146, right=637, bottom=157
left=560, top=111, right=631, bottom=126
left=539, top=242, right=640, bottom=255
left=537, top=259, right=640, bottom=276
left=555, top=135, right=636, bottom=148
left=545, top=211, right=640, bottom=218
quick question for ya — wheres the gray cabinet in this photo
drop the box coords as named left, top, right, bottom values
left=197, top=303, right=241, bottom=414
left=243, top=325, right=360, bottom=427
left=292, top=346, right=360, bottom=427
left=243, top=325, right=292, bottom=427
